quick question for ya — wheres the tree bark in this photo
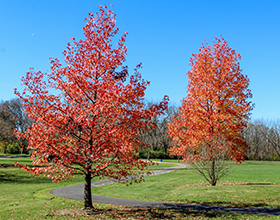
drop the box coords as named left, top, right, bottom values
left=84, top=172, right=93, bottom=209
left=211, top=159, right=217, bottom=186
left=147, top=145, right=151, bottom=160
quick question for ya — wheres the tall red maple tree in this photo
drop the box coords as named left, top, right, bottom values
left=168, top=37, right=253, bottom=186
left=14, top=5, right=168, bottom=209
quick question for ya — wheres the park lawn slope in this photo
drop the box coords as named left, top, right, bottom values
left=2, top=159, right=280, bottom=219
left=0, top=158, right=176, bottom=219
left=93, top=161, right=280, bottom=209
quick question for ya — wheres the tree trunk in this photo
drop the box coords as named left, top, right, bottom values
left=3, top=143, right=7, bottom=154
left=210, top=159, right=216, bottom=186
left=84, top=172, right=93, bottom=209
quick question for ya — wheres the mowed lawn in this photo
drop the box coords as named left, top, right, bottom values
left=93, top=161, right=280, bottom=209
left=0, top=158, right=279, bottom=219
left=0, top=158, right=180, bottom=220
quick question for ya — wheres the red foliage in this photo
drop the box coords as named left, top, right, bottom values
left=168, top=37, right=253, bottom=163
left=14, top=6, right=168, bottom=184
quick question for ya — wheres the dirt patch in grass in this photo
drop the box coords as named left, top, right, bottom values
left=217, top=182, right=275, bottom=186
left=54, top=207, right=143, bottom=217
left=53, top=207, right=234, bottom=219
left=54, top=208, right=90, bottom=216
left=245, top=183, right=273, bottom=185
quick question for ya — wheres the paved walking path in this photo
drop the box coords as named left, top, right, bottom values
left=0, top=156, right=29, bottom=159
left=50, top=163, right=280, bottom=216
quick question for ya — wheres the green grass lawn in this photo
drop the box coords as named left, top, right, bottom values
left=0, top=157, right=33, bottom=167
left=93, top=161, right=280, bottom=209
left=0, top=158, right=279, bottom=219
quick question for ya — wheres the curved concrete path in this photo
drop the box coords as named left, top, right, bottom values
left=50, top=163, right=280, bottom=216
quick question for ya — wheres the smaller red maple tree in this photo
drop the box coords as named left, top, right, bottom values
left=168, top=37, right=253, bottom=186
left=14, top=5, right=168, bottom=209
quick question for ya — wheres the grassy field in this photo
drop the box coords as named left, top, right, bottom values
left=93, top=161, right=280, bottom=209
left=0, top=158, right=279, bottom=219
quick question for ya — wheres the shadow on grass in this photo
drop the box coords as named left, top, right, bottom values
left=0, top=167, right=85, bottom=184
left=54, top=207, right=239, bottom=219
left=187, top=200, right=277, bottom=209
left=0, top=170, right=52, bottom=184
left=0, top=163, right=14, bottom=168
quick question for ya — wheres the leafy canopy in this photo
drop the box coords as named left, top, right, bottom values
left=14, top=5, right=168, bottom=183
left=168, top=37, right=253, bottom=185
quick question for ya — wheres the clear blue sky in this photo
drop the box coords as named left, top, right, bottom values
left=0, top=0, right=279, bottom=120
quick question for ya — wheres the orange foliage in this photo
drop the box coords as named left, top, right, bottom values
left=168, top=37, right=253, bottom=163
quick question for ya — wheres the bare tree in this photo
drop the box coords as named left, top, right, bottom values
left=138, top=101, right=179, bottom=159
left=259, top=119, right=280, bottom=157
left=0, top=99, right=32, bottom=153
left=243, top=119, right=280, bottom=160
left=183, top=134, right=236, bottom=186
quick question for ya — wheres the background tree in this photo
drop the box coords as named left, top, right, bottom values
left=168, top=37, right=253, bottom=186
left=0, top=100, right=16, bottom=150
left=244, top=119, right=280, bottom=160
left=259, top=119, right=280, bottom=158
left=0, top=99, right=31, bottom=154
left=138, top=101, right=178, bottom=160
left=243, top=120, right=268, bottom=159
left=0, top=115, right=13, bottom=153
left=14, top=5, right=168, bottom=209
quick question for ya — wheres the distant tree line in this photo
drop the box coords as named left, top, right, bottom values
left=243, top=119, right=280, bottom=160
left=1, top=98, right=280, bottom=161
